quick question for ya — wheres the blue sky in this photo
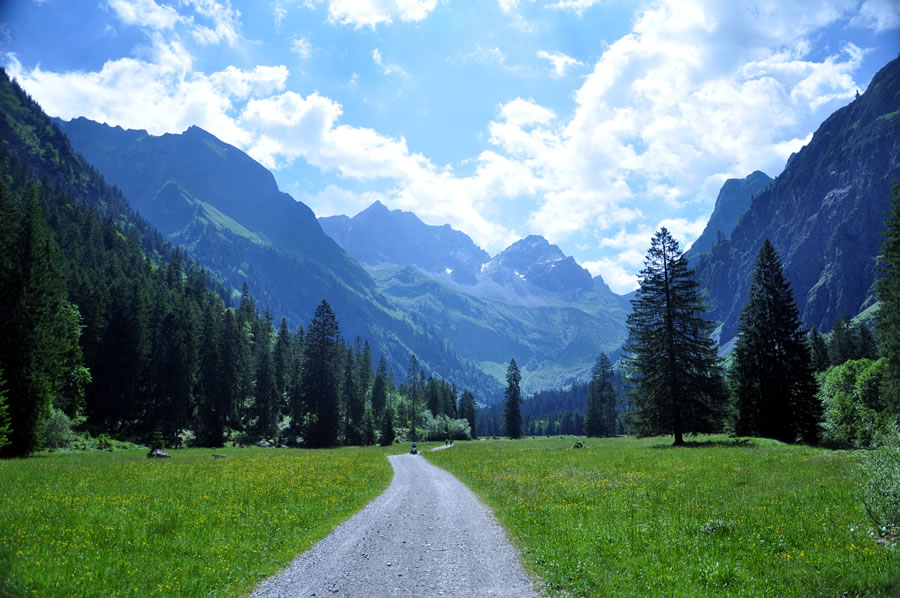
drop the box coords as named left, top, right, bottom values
left=2, top=0, right=899, bottom=293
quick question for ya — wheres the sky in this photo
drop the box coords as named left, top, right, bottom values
left=2, top=0, right=899, bottom=293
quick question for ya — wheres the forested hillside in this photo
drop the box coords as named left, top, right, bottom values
left=56, top=116, right=502, bottom=400
left=0, top=70, right=477, bottom=455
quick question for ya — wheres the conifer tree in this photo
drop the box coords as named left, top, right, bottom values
left=273, top=318, right=293, bottom=413
left=828, top=316, right=858, bottom=367
left=458, top=390, right=478, bottom=439
left=504, top=359, right=522, bottom=439
left=731, top=240, right=821, bottom=443
left=197, top=299, right=225, bottom=447
left=808, top=327, right=830, bottom=372
left=299, top=300, right=341, bottom=447
left=624, top=228, right=726, bottom=446
left=0, top=369, right=11, bottom=452
left=407, top=355, right=421, bottom=441
left=361, top=403, right=376, bottom=446
left=342, top=347, right=359, bottom=444
left=877, top=184, right=900, bottom=413
left=380, top=401, right=396, bottom=446
left=856, top=321, right=879, bottom=361
left=371, top=357, right=388, bottom=419
left=586, top=353, right=616, bottom=437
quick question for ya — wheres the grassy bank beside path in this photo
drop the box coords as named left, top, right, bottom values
left=0, top=445, right=417, bottom=597
left=425, top=436, right=900, bottom=596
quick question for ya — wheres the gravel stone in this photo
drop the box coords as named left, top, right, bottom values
left=250, top=453, right=539, bottom=598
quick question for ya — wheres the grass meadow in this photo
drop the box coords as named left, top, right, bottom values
left=0, top=443, right=431, bottom=597
left=426, top=436, right=900, bottom=596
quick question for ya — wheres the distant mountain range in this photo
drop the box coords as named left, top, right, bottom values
left=323, top=203, right=631, bottom=392
left=51, top=55, right=900, bottom=396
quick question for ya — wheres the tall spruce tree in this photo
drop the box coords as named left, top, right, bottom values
left=458, top=390, right=477, bottom=439
left=586, top=353, right=616, bottom=437
left=407, top=355, right=421, bottom=441
left=0, top=369, right=11, bottom=451
left=371, top=357, right=388, bottom=419
left=504, top=359, right=522, bottom=439
left=828, top=316, right=858, bottom=367
left=731, top=240, right=822, bottom=443
left=299, top=300, right=341, bottom=447
left=624, top=228, right=726, bottom=446
left=877, top=183, right=900, bottom=414
left=808, top=327, right=830, bottom=372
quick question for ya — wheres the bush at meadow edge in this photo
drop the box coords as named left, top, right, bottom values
left=426, top=436, right=900, bottom=596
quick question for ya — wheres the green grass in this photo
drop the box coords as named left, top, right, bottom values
left=426, top=436, right=900, bottom=596
left=0, top=445, right=406, bottom=597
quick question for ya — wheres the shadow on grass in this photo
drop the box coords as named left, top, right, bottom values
left=651, top=437, right=757, bottom=449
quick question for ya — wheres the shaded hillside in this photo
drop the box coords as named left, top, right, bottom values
left=56, top=117, right=502, bottom=399
left=685, top=170, right=773, bottom=260
left=694, top=56, right=900, bottom=343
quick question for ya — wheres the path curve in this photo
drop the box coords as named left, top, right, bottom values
left=250, top=453, right=538, bottom=598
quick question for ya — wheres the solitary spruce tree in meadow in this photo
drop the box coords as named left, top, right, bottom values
left=624, top=228, right=726, bottom=446
left=504, top=359, right=522, bottom=439
left=731, top=240, right=821, bottom=443
left=877, top=183, right=900, bottom=414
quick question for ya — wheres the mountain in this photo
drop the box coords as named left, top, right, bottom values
left=482, top=235, right=593, bottom=298
left=685, top=170, right=773, bottom=260
left=56, top=117, right=503, bottom=399
left=321, top=202, right=630, bottom=392
left=694, top=56, right=900, bottom=344
left=320, top=201, right=489, bottom=284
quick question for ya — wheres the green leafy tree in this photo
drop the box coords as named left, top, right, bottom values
left=624, top=228, right=726, bottom=446
left=731, top=240, right=822, bottom=443
left=586, top=353, right=616, bottom=437
left=299, top=300, right=341, bottom=447
left=504, top=358, right=522, bottom=439
left=876, top=183, right=900, bottom=413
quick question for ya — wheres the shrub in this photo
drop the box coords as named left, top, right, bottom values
left=858, top=435, right=900, bottom=532
left=97, top=434, right=112, bottom=450
left=44, top=408, right=75, bottom=450
left=820, top=359, right=895, bottom=448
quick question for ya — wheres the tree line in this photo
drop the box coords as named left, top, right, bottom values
left=0, top=143, right=480, bottom=456
left=494, top=185, right=900, bottom=447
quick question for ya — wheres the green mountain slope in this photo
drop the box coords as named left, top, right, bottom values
left=55, top=118, right=503, bottom=400
left=694, top=56, right=900, bottom=343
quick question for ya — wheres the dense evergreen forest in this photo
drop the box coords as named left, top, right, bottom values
left=0, top=76, right=477, bottom=457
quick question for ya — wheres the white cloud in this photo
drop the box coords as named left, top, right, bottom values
left=292, top=36, right=312, bottom=59
left=497, top=0, right=518, bottom=14
left=536, top=50, right=584, bottom=78
left=186, top=0, right=241, bottom=47
left=326, top=0, right=438, bottom=29
left=458, top=44, right=523, bottom=72
left=546, top=0, right=601, bottom=17
left=107, top=0, right=183, bottom=29
left=851, top=0, right=900, bottom=32
left=371, top=48, right=404, bottom=75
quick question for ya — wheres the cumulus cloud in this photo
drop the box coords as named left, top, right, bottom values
left=326, top=0, right=438, bottom=29
left=107, top=0, right=183, bottom=29
left=850, top=0, right=900, bottom=32
left=536, top=50, right=584, bottom=78
left=292, top=36, right=312, bottom=59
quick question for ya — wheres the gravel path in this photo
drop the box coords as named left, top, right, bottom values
left=250, top=453, right=539, bottom=598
